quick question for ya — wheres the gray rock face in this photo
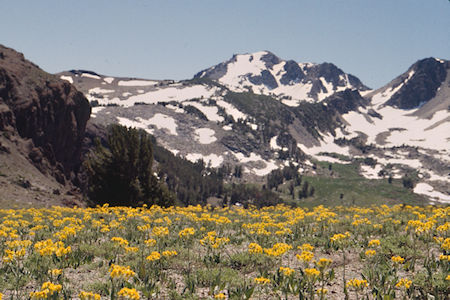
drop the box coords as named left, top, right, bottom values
left=280, top=60, right=305, bottom=85
left=385, top=58, right=449, bottom=109
left=260, top=51, right=281, bottom=68
left=248, top=70, right=278, bottom=90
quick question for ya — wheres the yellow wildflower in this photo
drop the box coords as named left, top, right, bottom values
left=316, top=258, right=332, bottom=269
left=368, top=239, right=380, bottom=247
left=162, top=250, right=177, bottom=257
left=296, top=251, right=314, bottom=262
left=79, top=291, right=101, bottom=300
left=396, top=278, right=412, bottom=289
left=254, top=276, right=271, bottom=285
left=365, top=249, right=376, bottom=257
left=146, top=251, right=161, bottom=261
left=304, top=268, right=320, bottom=279
left=316, top=288, right=328, bottom=296
left=109, top=264, right=135, bottom=280
left=118, top=287, right=140, bottom=300
left=346, top=278, right=368, bottom=290
left=144, top=239, right=156, bottom=247
left=49, top=269, right=62, bottom=276
left=279, top=266, right=295, bottom=276
left=391, top=255, right=405, bottom=264
left=214, top=293, right=226, bottom=299
left=298, top=243, right=314, bottom=252
left=179, top=227, right=195, bottom=238
left=248, top=242, right=263, bottom=254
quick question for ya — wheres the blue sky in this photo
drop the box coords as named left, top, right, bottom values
left=1, top=0, right=449, bottom=89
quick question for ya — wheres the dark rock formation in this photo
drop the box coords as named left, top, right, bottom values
left=385, top=58, right=449, bottom=109
left=324, top=89, right=368, bottom=114
left=0, top=44, right=91, bottom=186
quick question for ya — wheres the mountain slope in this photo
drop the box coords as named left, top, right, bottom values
left=58, top=53, right=449, bottom=204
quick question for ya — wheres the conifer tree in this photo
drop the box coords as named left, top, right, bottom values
left=85, top=124, right=174, bottom=207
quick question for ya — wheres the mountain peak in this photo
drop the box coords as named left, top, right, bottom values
left=370, top=56, right=449, bottom=109
left=195, top=51, right=368, bottom=105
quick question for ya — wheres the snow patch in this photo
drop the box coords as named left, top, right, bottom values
left=60, top=75, right=73, bottom=84
left=194, top=128, right=217, bottom=144
left=414, top=183, right=450, bottom=204
left=360, top=164, right=383, bottom=179
left=216, top=100, right=247, bottom=121
left=89, top=87, right=115, bottom=94
left=270, top=136, right=281, bottom=150
left=117, top=113, right=178, bottom=135
left=185, top=153, right=223, bottom=168
left=107, top=85, right=218, bottom=107
left=104, top=77, right=114, bottom=84
left=90, top=106, right=105, bottom=118
left=183, top=101, right=224, bottom=122
left=81, top=73, right=101, bottom=80
left=118, top=80, right=158, bottom=87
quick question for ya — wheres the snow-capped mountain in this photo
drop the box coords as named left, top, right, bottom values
left=194, top=51, right=369, bottom=106
left=58, top=53, right=450, bottom=203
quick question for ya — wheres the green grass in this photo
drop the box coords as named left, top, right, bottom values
left=280, top=161, right=427, bottom=208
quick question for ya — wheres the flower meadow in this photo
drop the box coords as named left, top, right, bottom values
left=0, top=204, right=448, bottom=299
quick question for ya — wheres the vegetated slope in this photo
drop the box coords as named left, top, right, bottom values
left=0, top=44, right=91, bottom=207
left=59, top=52, right=449, bottom=204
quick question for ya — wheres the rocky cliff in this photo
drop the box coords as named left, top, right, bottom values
left=0, top=45, right=90, bottom=206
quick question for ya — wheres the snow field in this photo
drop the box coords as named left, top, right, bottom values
left=194, top=128, right=217, bottom=144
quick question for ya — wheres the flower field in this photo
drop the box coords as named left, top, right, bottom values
left=0, top=204, right=449, bottom=299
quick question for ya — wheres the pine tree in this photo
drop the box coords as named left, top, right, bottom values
left=85, top=124, right=174, bottom=207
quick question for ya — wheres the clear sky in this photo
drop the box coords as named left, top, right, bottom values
left=1, top=0, right=449, bottom=89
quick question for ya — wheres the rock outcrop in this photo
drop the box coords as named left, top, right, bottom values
left=0, top=44, right=90, bottom=188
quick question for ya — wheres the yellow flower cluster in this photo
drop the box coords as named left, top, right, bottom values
left=254, top=276, right=271, bottom=285
left=109, top=264, right=136, bottom=280
left=298, top=243, right=314, bottom=252
left=111, top=236, right=129, bottom=247
left=279, top=266, right=295, bottom=276
left=316, top=288, right=328, bottom=295
left=34, top=239, right=71, bottom=257
left=264, top=242, right=292, bottom=257
left=439, top=254, right=450, bottom=261
left=178, top=227, right=195, bottom=238
left=316, top=258, right=332, bottom=269
left=396, top=278, right=412, bottom=289
left=162, top=250, right=177, bottom=257
left=296, top=251, right=314, bottom=262
left=53, top=224, right=83, bottom=240
left=118, top=287, right=140, bottom=300
left=304, top=268, right=320, bottom=279
left=214, top=293, right=226, bottom=299
left=391, top=255, right=405, bottom=264
left=406, top=219, right=435, bottom=234
left=144, top=238, right=156, bottom=247
left=3, top=248, right=26, bottom=263
left=441, top=238, right=450, bottom=251
left=152, top=226, right=169, bottom=237
left=49, top=269, right=62, bottom=276
left=248, top=242, right=263, bottom=254
left=199, top=231, right=230, bottom=249
left=346, top=278, right=368, bottom=289
left=146, top=251, right=161, bottom=261
left=330, top=232, right=350, bottom=243
left=30, top=282, right=62, bottom=299
left=79, top=291, right=101, bottom=300
left=365, top=249, right=376, bottom=257
left=368, top=239, right=380, bottom=247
